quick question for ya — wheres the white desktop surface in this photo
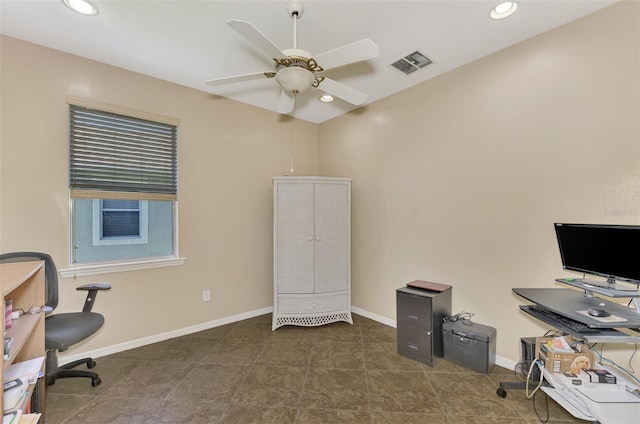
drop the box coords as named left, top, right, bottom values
left=543, top=368, right=640, bottom=424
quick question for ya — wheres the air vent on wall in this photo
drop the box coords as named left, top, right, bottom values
left=390, top=50, right=433, bottom=75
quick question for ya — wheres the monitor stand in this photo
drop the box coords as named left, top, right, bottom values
left=555, top=278, right=640, bottom=314
left=579, top=278, right=639, bottom=292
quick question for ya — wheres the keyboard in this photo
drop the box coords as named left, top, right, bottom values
left=524, top=304, right=601, bottom=333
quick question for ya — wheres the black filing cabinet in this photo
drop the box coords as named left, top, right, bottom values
left=396, top=286, right=452, bottom=366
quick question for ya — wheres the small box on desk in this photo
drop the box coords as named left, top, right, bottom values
left=581, top=368, right=617, bottom=384
left=535, top=337, right=595, bottom=374
left=442, top=319, right=496, bottom=373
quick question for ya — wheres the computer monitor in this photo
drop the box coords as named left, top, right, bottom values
left=554, top=223, right=640, bottom=291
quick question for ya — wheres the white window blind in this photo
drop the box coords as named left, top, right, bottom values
left=69, top=104, right=178, bottom=201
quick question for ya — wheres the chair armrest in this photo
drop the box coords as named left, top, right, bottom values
left=76, top=283, right=111, bottom=291
left=76, top=283, right=111, bottom=312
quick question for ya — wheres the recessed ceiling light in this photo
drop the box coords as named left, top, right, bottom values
left=490, top=1, right=518, bottom=20
left=319, top=94, right=334, bottom=103
left=62, top=0, right=99, bottom=16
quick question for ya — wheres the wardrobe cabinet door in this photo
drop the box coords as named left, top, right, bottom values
left=275, top=182, right=314, bottom=294
left=314, top=183, right=349, bottom=294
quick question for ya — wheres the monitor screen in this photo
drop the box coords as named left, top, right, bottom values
left=554, top=223, right=640, bottom=286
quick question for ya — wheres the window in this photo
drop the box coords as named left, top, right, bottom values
left=92, top=199, right=148, bottom=246
left=69, top=100, right=178, bottom=266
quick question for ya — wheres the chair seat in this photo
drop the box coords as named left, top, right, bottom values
left=45, top=312, right=105, bottom=350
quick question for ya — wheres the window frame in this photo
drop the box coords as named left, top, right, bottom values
left=63, top=97, right=184, bottom=277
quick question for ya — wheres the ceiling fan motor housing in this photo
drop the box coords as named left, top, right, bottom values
left=275, top=48, right=316, bottom=94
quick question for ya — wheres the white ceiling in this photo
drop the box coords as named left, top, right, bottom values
left=1, top=0, right=617, bottom=123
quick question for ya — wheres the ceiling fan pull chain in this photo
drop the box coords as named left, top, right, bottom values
left=289, top=114, right=295, bottom=173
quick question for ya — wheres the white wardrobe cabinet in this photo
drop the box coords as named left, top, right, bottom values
left=272, top=176, right=352, bottom=330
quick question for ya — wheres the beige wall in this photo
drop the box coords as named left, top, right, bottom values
left=0, top=35, right=319, bottom=356
left=320, top=1, right=640, bottom=373
left=1, top=1, right=639, bottom=375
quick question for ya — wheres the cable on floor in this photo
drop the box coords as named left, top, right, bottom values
left=532, top=389, right=550, bottom=423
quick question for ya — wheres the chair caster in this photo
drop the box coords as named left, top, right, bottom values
left=496, top=387, right=507, bottom=398
left=91, top=377, right=101, bottom=387
left=87, top=360, right=96, bottom=369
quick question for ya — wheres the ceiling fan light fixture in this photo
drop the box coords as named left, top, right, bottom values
left=62, top=0, right=98, bottom=16
left=275, top=67, right=315, bottom=93
left=319, top=94, right=334, bottom=103
left=490, top=1, right=518, bottom=20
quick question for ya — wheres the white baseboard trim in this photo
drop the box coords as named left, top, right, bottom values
left=351, top=306, right=397, bottom=328
left=59, top=306, right=274, bottom=365
left=60, top=305, right=516, bottom=372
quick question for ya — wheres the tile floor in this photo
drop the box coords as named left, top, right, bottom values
left=45, top=314, right=586, bottom=423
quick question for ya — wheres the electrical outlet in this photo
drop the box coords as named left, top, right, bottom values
left=202, top=289, right=211, bottom=302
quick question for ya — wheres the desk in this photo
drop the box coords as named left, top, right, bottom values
left=513, top=287, right=640, bottom=343
left=510, top=285, right=640, bottom=423
left=513, top=288, right=640, bottom=328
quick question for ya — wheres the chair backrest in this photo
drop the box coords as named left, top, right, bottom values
left=0, top=252, right=59, bottom=311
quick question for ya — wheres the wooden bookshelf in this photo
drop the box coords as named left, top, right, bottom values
left=2, top=261, right=46, bottom=420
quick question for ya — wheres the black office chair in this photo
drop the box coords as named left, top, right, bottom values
left=0, top=252, right=110, bottom=387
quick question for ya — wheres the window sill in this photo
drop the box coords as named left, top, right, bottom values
left=59, top=257, right=186, bottom=278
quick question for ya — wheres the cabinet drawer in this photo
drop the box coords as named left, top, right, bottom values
left=277, top=293, right=349, bottom=314
left=397, top=324, right=433, bottom=366
left=397, top=292, right=432, bottom=329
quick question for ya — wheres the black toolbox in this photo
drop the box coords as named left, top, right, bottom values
left=442, top=319, right=496, bottom=373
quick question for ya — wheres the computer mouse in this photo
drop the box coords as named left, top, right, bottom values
left=587, top=308, right=611, bottom=317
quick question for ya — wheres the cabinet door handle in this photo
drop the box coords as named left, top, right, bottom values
left=407, top=313, right=418, bottom=320
left=316, top=236, right=320, bottom=241
left=308, top=237, right=313, bottom=241
left=408, top=343, right=419, bottom=351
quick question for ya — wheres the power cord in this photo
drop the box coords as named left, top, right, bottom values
left=532, top=389, right=550, bottom=423
left=587, top=343, right=640, bottom=385
left=513, top=361, right=528, bottom=382
left=525, top=359, right=545, bottom=399
left=443, top=311, right=475, bottom=325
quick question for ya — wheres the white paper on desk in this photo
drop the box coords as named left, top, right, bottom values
left=3, top=356, right=44, bottom=384
left=3, top=379, right=28, bottom=412
left=19, top=413, right=41, bottom=424
left=2, top=409, right=22, bottom=424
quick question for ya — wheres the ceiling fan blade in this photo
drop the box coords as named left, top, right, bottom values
left=313, top=39, right=379, bottom=71
left=205, top=72, right=268, bottom=86
left=227, top=19, right=288, bottom=60
left=277, top=90, right=295, bottom=114
left=320, top=78, right=368, bottom=106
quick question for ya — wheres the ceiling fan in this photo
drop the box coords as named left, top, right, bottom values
left=205, top=0, right=379, bottom=114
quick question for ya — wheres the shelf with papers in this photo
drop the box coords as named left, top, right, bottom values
left=4, top=315, right=42, bottom=365
left=2, top=261, right=45, bottom=421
